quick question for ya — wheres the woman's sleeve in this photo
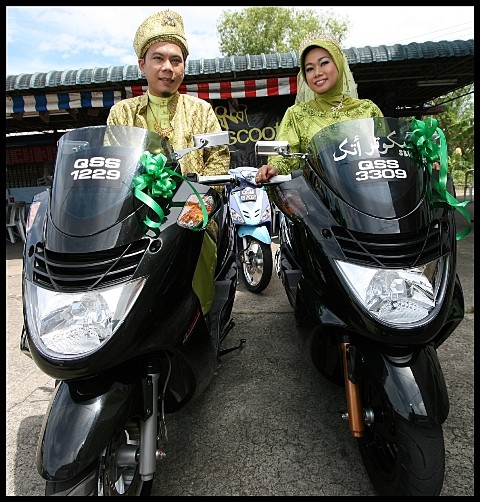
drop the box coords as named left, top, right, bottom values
left=268, top=107, right=302, bottom=174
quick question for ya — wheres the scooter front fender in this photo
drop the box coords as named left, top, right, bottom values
left=37, top=380, right=137, bottom=481
left=359, top=344, right=449, bottom=426
left=237, top=224, right=271, bottom=244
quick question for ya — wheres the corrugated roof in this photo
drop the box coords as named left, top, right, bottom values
left=5, top=39, right=474, bottom=136
left=6, top=39, right=473, bottom=92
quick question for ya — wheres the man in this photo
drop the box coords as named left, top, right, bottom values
left=107, top=9, right=230, bottom=316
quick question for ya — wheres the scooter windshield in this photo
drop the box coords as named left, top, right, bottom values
left=307, top=117, right=425, bottom=218
left=50, top=125, right=176, bottom=236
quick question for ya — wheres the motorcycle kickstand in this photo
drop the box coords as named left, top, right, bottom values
left=219, top=319, right=246, bottom=356
left=219, top=338, right=246, bottom=357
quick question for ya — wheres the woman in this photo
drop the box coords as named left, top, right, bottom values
left=255, top=37, right=383, bottom=183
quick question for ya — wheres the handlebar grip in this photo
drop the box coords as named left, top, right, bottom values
left=266, top=174, right=292, bottom=184
left=197, top=174, right=236, bottom=185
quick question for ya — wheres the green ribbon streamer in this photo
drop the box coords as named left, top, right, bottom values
left=408, top=118, right=472, bottom=240
left=132, top=151, right=208, bottom=231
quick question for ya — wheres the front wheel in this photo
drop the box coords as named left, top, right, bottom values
left=358, top=377, right=445, bottom=496
left=240, top=238, right=273, bottom=293
left=45, top=421, right=152, bottom=496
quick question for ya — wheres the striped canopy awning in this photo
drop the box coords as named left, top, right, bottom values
left=6, top=77, right=297, bottom=115
left=7, top=90, right=122, bottom=115
left=160, top=77, right=296, bottom=99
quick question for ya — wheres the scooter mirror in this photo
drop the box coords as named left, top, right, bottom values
left=193, top=130, right=230, bottom=148
left=175, top=130, right=230, bottom=161
left=255, top=141, right=289, bottom=156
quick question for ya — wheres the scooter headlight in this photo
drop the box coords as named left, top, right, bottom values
left=335, top=257, right=447, bottom=325
left=24, top=277, right=146, bottom=357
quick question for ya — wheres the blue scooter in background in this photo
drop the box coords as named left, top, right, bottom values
left=227, top=166, right=273, bottom=293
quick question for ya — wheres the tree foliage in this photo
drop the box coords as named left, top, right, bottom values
left=216, top=7, right=349, bottom=56
left=433, top=84, right=474, bottom=183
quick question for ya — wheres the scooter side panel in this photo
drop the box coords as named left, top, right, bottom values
left=37, top=380, right=136, bottom=481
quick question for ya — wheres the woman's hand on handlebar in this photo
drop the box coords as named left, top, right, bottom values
left=255, top=165, right=278, bottom=184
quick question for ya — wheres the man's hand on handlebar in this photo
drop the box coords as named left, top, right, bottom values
left=255, top=165, right=278, bottom=184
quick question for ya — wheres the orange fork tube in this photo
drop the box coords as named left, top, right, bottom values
left=341, top=342, right=365, bottom=438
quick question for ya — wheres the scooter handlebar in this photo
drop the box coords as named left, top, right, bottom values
left=191, top=173, right=238, bottom=186
left=265, top=174, right=292, bottom=184
left=193, top=172, right=292, bottom=187
left=252, top=174, right=293, bottom=187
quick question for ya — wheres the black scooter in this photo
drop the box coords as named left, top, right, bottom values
left=20, top=125, right=244, bottom=496
left=255, top=117, right=468, bottom=496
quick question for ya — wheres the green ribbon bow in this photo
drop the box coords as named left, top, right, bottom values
left=408, top=118, right=471, bottom=240
left=132, top=151, right=208, bottom=231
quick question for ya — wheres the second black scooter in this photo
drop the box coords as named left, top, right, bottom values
left=255, top=116, right=469, bottom=496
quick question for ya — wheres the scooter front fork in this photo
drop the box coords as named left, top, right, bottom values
left=340, top=342, right=365, bottom=438
left=139, top=372, right=162, bottom=481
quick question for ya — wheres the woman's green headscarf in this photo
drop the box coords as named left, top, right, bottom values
left=296, top=37, right=359, bottom=112
left=268, top=36, right=383, bottom=174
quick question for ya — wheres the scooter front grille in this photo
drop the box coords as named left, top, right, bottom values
left=332, top=221, right=445, bottom=268
left=31, top=240, right=149, bottom=292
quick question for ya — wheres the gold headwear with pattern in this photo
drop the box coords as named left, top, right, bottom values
left=133, top=10, right=189, bottom=60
